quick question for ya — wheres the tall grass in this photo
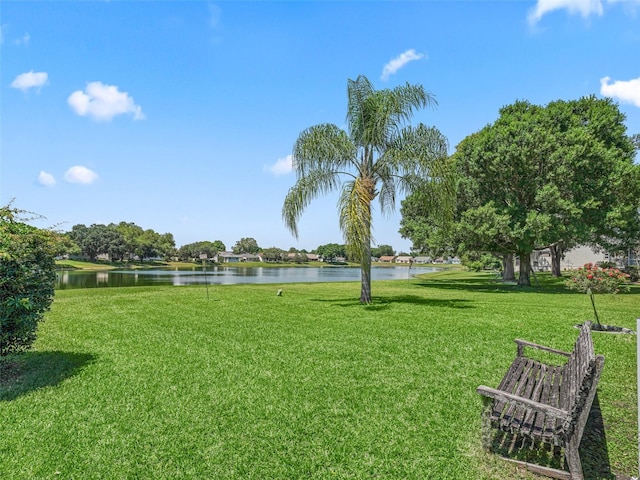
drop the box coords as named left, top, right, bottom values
left=1, top=272, right=637, bottom=479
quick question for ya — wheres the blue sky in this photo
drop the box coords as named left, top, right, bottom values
left=2, top=1, right=639, bottom=253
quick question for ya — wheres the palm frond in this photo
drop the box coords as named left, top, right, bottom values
left=376, top=175, right=398, bottom=217
left=383, top=124, right=449, bottom=174
left=347, top=75, right=375, bottom=147
left=293, top=124, right=356, bottom=177
left=282, top=169, right=342, bottom=238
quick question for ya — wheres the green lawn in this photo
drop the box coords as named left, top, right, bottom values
left=1, top=272, right=637, bottom=479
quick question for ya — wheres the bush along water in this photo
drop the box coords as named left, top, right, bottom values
left=0, top=204, right=58, bottom=356
left=565, top=262, right=629, bottom=327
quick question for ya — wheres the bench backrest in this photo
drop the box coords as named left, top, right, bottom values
left=560, top=321, right=604, bottom=437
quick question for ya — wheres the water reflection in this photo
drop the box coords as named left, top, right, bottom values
left=55, top=266, right=439, bottom=289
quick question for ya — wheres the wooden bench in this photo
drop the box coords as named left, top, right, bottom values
left=476, top=321, right=604, bottom=480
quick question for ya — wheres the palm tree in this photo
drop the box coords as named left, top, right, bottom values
left=282, top=75, right=449, bottom=303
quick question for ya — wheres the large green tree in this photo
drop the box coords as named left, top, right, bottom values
left=282, top=75, right=448, bottom=303
left=177, top=240, right=225, bottom=261
left=232, top=237, right=260, bottom=254
left=69, top=223, right=175, bottom=262
left=403, top=97, right=637, bottom=286
left=314, top=243, right=347, bottom=262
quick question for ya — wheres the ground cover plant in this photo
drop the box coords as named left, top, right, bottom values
left=0, top=271, right=637, bottom=479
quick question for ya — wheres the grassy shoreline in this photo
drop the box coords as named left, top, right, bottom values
left=1, top=273, right=637, bottom=479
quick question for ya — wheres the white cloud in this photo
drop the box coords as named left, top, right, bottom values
left=11, top=71, right=48, bottom=92
left=64, top=165, right=99, bottom=184
left=68, top=82, right=145, bottom=121
left=381, top=49, right=425, bottom=81
left=38, top=171, right=56, bottom=187
left=600, top=76, right=640, bottom=107
left=528, top=0, right=640, bottom=24
left=528, top=0, right=604, bottom=24
left=266, top=155, right=293, bottom=176
left=13, top=32, right=30, bottom=46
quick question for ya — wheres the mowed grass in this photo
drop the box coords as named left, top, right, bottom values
left=1, top=272, right=637, bottom=479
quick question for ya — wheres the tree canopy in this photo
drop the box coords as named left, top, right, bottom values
left=177, top=240, right=226, bottom=261
left=232, top=237, right=260, bottom=254
left=401, top=96, right=639, bottom=285
left=68, top=222, right=176, bottom=262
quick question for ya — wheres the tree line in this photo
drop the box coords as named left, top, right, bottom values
left=61, top=225, right=401, bottom=264
left=66, top=222, right=176, bottom=262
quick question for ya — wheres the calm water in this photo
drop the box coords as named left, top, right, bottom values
left=55, top=266, right=439, bottom=289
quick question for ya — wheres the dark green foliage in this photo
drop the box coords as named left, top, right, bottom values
left=402, top=96, right=639, bottom=285
left=69, top=222, right=176, bottom=262
left=461, top=251, right=501, bottom=272
left=177, top=240, right=225, bottom=261
left=232, top=237, right=260, bottom=254
left=261, top=247, right=287, bottom=262
left=371, top=244, right=395, bottom=258
left=0, top=205, right=57, bottom=356
left=315, top=243, right=347, bottom=261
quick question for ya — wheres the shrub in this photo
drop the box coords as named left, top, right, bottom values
left=565, top=262, right=629, bottom=325
left=565, top=262, right=629, bottom=295
left=0, top=205, right=57, bottom=356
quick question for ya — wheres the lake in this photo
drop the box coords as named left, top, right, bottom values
left=55, top=266, right=440, bottom=289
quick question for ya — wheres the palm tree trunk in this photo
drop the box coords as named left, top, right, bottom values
left=360, top=199, right=372, bottom=304
left=360, top=253, right=372, bottom=304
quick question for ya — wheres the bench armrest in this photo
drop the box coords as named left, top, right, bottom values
left=477, top=385, right=569, bottom=420
left=515, top=339, right=571, bottom=357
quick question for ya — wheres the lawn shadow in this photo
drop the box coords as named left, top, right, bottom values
left=488, top=394, right=615, bottom=479
left=415, top=273, right=640, bottom=296
left=0, top=351, right=94, bottom=402
left=414, top=277, right=571, bottom=295
left=311, top=295, right=474, bottom=310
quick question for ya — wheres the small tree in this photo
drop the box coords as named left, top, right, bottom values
left=565, top=262, right=629, bottom=326
left=232, top=237, right=260, bottom=254
left=0, top=204, right=57, bottom=356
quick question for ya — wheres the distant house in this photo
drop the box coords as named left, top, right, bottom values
left=518, top=245, right=632, bottom=272
left=217, top=252, right=262, bottom=263
left=395, top=256, right=412, bottom=264
left=559, top=245, right=622, bottom=270
left=306, top=253, right=319, bottom=262
left=378, top=255, right=396, bottom=263
left=413, top=256, right=432, bottom=264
